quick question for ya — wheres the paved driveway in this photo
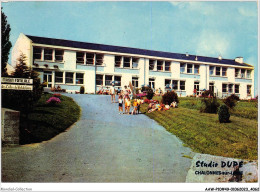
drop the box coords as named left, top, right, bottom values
left=2, top=94, right=193, bottom=182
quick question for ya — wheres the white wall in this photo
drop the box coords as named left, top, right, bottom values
left=64, top=50, right=76, bottom=70
left=11, top=33, right=32, bottom=67
left=103, top=54, right=114, bottom=73
left=139, top=58, right=145, bottom=86
left=171, top=61, right=180, bottom=79
left=200, top=64, right=207, bottom=90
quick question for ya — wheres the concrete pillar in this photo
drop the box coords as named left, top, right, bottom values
left=1, top=108, right=20, bottom=145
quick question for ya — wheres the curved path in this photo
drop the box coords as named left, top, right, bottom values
left=2, top=94, right=193, bottom=182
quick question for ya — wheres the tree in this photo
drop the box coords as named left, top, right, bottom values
left=2, top=53, right=43, bottom=111
left=1, top=7, right=12, bottom=76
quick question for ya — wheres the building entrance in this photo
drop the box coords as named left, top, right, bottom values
left=43, top=72, right=52, bottom=88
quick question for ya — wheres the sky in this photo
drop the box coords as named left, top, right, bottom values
left=2, top=1, right=258, bottom=95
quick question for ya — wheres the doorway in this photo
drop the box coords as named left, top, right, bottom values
left=43, top=72, right=52, bottom=88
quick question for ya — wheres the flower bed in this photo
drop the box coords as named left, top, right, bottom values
left=46, top=96, right=61, bottom=105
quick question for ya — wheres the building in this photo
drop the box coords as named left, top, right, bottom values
left=11, top=33, right=254, bottom=99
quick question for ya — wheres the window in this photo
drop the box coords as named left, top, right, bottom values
left=65, top=72, right=74, bottom=84
left=209, top=66, right=214, bottom=75
left=132, top=77, right=139, bottom=88
left=180, top=81, right=185, bottom=90
left=194, top=82, right=200, bottom=93
left=105, top=75, right=112, bottom=86
left=96, top=54, right=104, bottom=65
left=247, top=85, right=252, bottom=95
left=180, top=63, right=186, bottom=73
left=149, top=60, right=155, bottom=70
left=241, top=69, right=245, bottom=78
left=115, top=56, right=122, bottom=68
left=123, top=57, right=130, bottom=68
left=76, top=73, right=84, bottom=84
left=209, top=83, right=214, bottom=93
left=55, top=50, right=64, bottom=62
left=235, top=84, right=239, bottom=94
left=222, top=67, right=227, bottom=76
left=194, top=65, right=199, bottom=74
left=165, top=61, right=171, bottom=71
left=235, top=69, right=240, bottom=78
left=165, top=79, right=171, bottom=89
left=132, top=58, right=139, bottom=69
left=114, top=76, right=121, bottom=86
left=187, top=64, right=193, bottom=73
left=96, top=74, right=103, bottom=86
left=86, top=53, right=94, bottom=65
left=157, top=60, right=163, bottom=71
left=228, top=84, right=233, bottom=93
left=172, top=80, right=178, bottom=90
left=216, top=67, right=221, bottom=76
left=222, top=84, right=227, bottom=93
left=76, top=52, right=85, bottom=64
left=149, top=78, right=155, bottom=89
left=33, top=47, right=42, bottom=60
left=247, top=70, right=251, bottom=79
left=55, top=72, right=63, bottom=83
left=44, top=48, right=53, bottom=61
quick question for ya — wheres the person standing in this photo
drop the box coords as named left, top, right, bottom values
left=137, top=97, right=141, bottom=114
left=118, top=95, right=123, bottom=114
left=110, top=84, right=116, bottom=103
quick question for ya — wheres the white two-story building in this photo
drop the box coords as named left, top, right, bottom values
left=11, top=33, right=254, bottom=99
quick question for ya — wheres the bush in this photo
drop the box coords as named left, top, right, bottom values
left=202, top=90, right=214, bottom=98
left=46, top=97, right=61, bottom=105
left=144, top=98, right=151, bottom=104
left=162, top=91, right=179, bottom=105
left=141, top=86, right=150, bottom=93
left=200, top=98, right=220, bottom=113
left=218, top=104, right=230, bottom=123
left=224, top=94, right=240, bottom=109
left=146, top=87, right=154, bottom=100
left=53, top=93, right=61, bottom=98
left=2, top=54, right=43, bottom=112
left=80, top=86, right=85, bottom=94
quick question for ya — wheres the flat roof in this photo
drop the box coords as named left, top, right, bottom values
left=26, top=34, right=251, bottom=67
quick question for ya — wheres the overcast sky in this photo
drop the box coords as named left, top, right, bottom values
left=2, top=1, right=258, bottom=95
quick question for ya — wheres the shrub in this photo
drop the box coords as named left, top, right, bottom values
left=53, top=93, right=61, bottom=98
left=141, top=86, right=150, bottom=93
left=200, top=98, right=220, bottom=113
left=144, top=98, right=150, bottom=103
left=46, top=97, right=61, bottom=105
left=202, top=90, right=214, bottom=98
left=224, top=94, right=240, bottom=109
left=2, top=54, right=43, bottom=112
left=135, top=88, right=141, bottom=94
left=80, top=86, right=85, bottom=94
left=146, top=87, right=154, bottom=100
left=162, top=91, right=179, bottom=105
left=218, top=104, right=230, bottom=123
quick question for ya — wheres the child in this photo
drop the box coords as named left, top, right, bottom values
left=137, top=97, right=141, bottom=114
left=127, top=97, right=131, bottom=114
left=118, top=95, right=123, bottom=114
left=124, top=96, right=128, bottom=114
left=165, top=102, right=170, bottom=110
left=131, top=99, right=138, bottom=115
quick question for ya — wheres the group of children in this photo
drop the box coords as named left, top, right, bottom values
left=147, top=101, right=178, bottom=113
left=118, top=94, right=143, bottom=115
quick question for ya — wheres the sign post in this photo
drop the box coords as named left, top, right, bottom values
left=1, top=77, right=33, bottom=90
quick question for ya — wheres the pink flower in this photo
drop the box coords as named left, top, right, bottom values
left=46, top=97, right=61, bottom=104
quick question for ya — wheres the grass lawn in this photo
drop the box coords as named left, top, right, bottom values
left=140, top=97, right=258, bottom=160
left=20, top=93, right=81, bottom=144
left=178, top=97, right=258, bottom=120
